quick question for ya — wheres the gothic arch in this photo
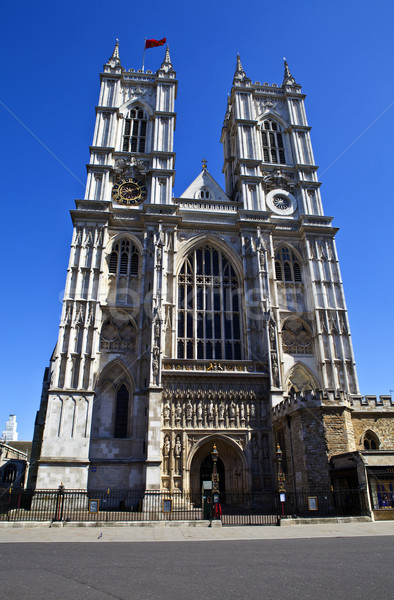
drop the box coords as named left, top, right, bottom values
left=284, top=362, right=320, bottom=395
left=186, top=434, right=248, bottom=471
left=118, top=98, right=154, bottom=118
left=92, top=358, right=135, bottom=438
left=175, top=239, right=245, bottom=361
left=176, top=234, right=243, bottom=280
left=256, top=110, right=289, bottom=129
left=105, top=232, right=143, bottom=256
left=273, top=242, right=303, bottom=264
left=362, top=430, right=380, bottom=450
left=187, top=434, right=250, bottom=495
left=94, top=357, right=136, bottom=393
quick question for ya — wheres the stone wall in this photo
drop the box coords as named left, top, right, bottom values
left=272, top=390, right=394, bottom=492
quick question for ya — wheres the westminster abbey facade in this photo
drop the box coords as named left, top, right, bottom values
left=29, top=43, right=393, bottom=512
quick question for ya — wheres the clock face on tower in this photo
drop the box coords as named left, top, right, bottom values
left=112, top=178, right=147, bottom=205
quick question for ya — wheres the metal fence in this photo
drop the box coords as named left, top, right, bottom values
left=0, top=487, right=368, bottom=523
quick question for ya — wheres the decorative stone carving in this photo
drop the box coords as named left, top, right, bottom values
left=186, top=400, right=192, bottom=422
left=163, top=402, right=170, bottom=423
left=174, top=435, right=182, bottom=475
left=175, top=401, right=182, bottom=423
left=262, top=169, right=295, bottom=192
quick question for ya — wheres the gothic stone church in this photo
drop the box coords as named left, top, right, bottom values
left=29, top=43, right=394, bottom=508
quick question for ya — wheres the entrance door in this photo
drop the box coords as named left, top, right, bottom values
left=200, top=455, right=225, bottom=494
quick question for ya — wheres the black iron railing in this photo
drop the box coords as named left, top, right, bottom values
left=0, top=487, right=368, bottom=523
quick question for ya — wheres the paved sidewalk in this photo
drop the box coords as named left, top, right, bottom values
left=0, top=519, right=393, bottom=543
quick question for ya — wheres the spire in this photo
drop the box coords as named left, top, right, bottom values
left=282, top=57, right=296, bottom=86
left=105, top=39, right=121, bottom=69
left=234, top=53, right=247, bottom=80
left=112, top=39, right=120, bottom=60
left=159, top=45, right=174, bottom=72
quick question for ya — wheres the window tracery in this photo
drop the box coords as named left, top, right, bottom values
left=122, top=107, right=147, bottom=153
left=108, top=240, right=139, bottom=277
left=363, top=430, right=380, bottom=450
left=177, top=245, right=242, bottom=360
left=100, top=314, right=136, bottom=352
left=275, top=246, right=302, bottom=282
left=282, top=318, right=312, bottom=354
left=261, top=119, right=286, bottom=164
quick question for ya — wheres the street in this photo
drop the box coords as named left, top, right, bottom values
left=0, top=535, right=392, bottom=599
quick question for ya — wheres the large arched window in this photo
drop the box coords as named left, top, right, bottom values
left=177, top=245, right=242, bottom=360
left=114, top=384, right=129, bottom=438
left=109, top=240, right=139, bottom=277
left=261, top=119, right=286, bottom=164
left=275, top=247, right=302, bottom=282
left=122, top=107, right=147, bottom=153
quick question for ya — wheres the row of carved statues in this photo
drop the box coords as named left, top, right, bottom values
left=162, top=397, right=269, bottom=426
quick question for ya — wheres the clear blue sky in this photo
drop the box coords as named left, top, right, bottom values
left=0, top=0, right=393, bottom=440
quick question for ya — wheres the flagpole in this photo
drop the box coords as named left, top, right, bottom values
left=142, top=38, right=146, bottom=72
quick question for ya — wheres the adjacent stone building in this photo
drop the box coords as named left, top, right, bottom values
left=30, top=43, right=393, bottom=515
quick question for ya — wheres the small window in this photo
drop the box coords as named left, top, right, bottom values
left=275, top=247, right=302, bottom=283
left=363, top=431, right=380, bottom=450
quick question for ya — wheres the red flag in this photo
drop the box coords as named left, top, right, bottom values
left=145, top=38, right=166, bottom=49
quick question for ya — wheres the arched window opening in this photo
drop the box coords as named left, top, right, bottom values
left=123, top=107, right=147, bottom=153
left=275, top=247, right=302, bottom=283
left=261, top=119, right=286, bottom=164
left=108, top=241, right=139, bottom=278
left=177, top=245, right=242, bottom=360
left=363, top=430, right=380, bottom=450
left=198, top=187, right=211, bottom=200
left=114, top=384, right=129, bottom=438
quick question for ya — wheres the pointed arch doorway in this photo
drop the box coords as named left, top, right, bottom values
left=189, top=436, right=248, bottom=500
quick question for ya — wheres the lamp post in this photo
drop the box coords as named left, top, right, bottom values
left=211, top=444, right=221, bottom=519
left=276, top=444, right=286, bottom=518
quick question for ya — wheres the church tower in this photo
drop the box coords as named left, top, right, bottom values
left=221, top=55, right=359, bottom=399
left=31, top=46, right=360, bottom=496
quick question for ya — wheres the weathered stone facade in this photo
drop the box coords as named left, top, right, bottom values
left=30, top=44, right=393, bottom=509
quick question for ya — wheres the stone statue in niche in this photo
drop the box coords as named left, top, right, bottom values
left=186, top=400, right=192, bottom=421
left=163, top=402, right=170, bottom=422
left=250, top=401, right=256, bottom=421
left=163, top=435, right=170, bottom=457
left=175, top=401, right=182, bottom=422
left=240, top=402, right=245, bottom=421
left=197, top=401, right=203, bottom=422
left=174, top=435, right=182, bottom=475
left=163, top=435, right=170, bottom=475
left=152, top=345, right=159, bottom=377
left=219, top=401, right=225, bottom=421
left=269, top=322, right=276, bottom=345
left=229, top=401, right=236, bottom=420
left=208, top=399, right=214, bottom=421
